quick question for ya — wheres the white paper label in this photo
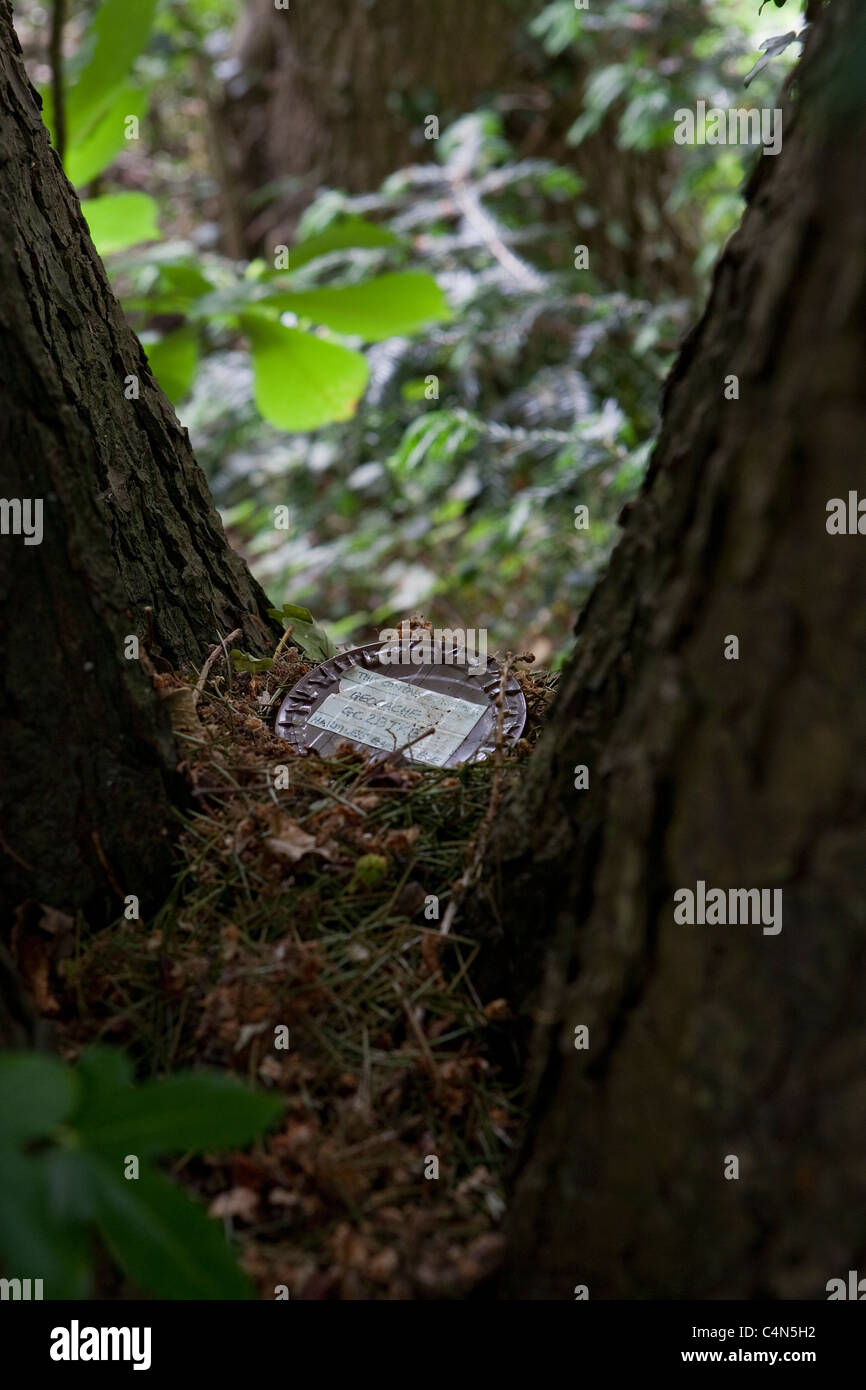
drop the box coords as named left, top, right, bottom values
left=306, top=666, right=485, bottom=766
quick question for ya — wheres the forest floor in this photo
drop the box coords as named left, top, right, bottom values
left=18, top=628, right=557, bottom=1298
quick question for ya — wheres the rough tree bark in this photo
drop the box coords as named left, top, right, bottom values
left=471, top=0, right=866, bottom=1298
left=0, top=3, right=277, bottom=919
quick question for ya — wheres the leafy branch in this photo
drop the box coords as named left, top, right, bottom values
left=0, top=1047, right=282, bottom=1298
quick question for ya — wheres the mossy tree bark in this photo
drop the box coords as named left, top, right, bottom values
left=0, top=3, right=277, bottom=921
left=471, top=0, right=866, bottom=1298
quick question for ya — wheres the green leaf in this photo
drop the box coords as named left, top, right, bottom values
left=64, top=0, right=159, bottom=142
left=529, top=1, right=585, bottom=54
left=391, top=411, right=479, bottom=475
left=0, top=1050, right=275, bottom=1302
left=72, top=1045, right=134, bottom=1137
left=76, top=1071, right=283, bottom=1159
left=157, top=261, right=216, bottom=301
left=91, top=1160, right=254, bottom=1300
left=268, top=605, right=336, bottom=661
left=291, top=626, right=335, bottom=662
left=43, top=1148, right=101, bottom=1224
left=263, top=272, right=451, bottom=342
left=567, top=63, right=630, bottom=145
left=123, top=261, right=216, bottom=316
left=290, top=215, right=401, bottom=271
left=241, top=312, right=369, bottom=431
left=0, top=1150, right=91, bottom=1299
left=0, top=1053, right=77, bottom=1145
left=268, top=603, right=313, bottom=625
left=229, top=651, right=274, bottom=675
left=145, top=324, right=200, bottom=404
left=65, top=82, right=150, bottom=186
left=81, top=192, right=160, bottom=256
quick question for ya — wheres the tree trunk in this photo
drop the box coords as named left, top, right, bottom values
left=219, top=0, right=522, bottom=252
left=0, top=3, right=277, bottom=919
left=472, top=0, right=866, bottom=1298
left=218, top=0, right=700, bottom=298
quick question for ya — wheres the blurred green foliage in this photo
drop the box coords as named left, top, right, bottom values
left=22, top=0, right=803, bottom=661
left=531, top=0, right=805, bottom=274
left=41, top=0, right=450, bottom=430
left=0, top=1047, right=281, bottom=1298
left=181, top=114, right=686, bottom=663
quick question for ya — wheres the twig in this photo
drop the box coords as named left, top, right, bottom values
left=392, top=978, right=439, bottom=1082
left=0, top=828, right=35, bottom=872
left=264, top=623, right=295, bottom=700
left=381, top=725, right=437, bottom=762
left=194, top=628, right=242, bottom=706
left=90, top=830, right=124, bottom=899
left=354, top=726, right=437, bottom=786
left=449, top=180, right=545, bottom=293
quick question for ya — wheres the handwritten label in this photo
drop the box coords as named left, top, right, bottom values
left=306, top=666, right=485, bottom=766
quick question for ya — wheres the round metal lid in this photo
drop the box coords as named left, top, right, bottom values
left=274, top=638, right=526, bottom=768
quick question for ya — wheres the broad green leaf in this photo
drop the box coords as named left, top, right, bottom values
left=91, top=1160, right=254, bottom=1300
left=122, top=261, right=216, bottom=317
left=158, top=261, right=216, bottom=298
left=65, top=82, right=150, bottom=186
left=76, top=1070, right=283, bottom=1158
left=0, top=1053, right=77, bottom=1145
left=65, top=0, right=159, bottom=142
left=290, top=215, right=401, bottom=271
left=43, top=1148, right=101, bottom=1224
left=230, top=651, right=274, bottom=675
left=81, top=192, right=160, bottom=256
left=72, top=1045, right=134, bottom=1137
left=0, top=1150, right=91, bottom=1299
left=262, top=272, right=451, bottom=342
left=241, top=313, right=369, bottom=431
left=289, top=622, right=336, bottom=663
left=145, top=324, right=200, bottom=404
left=268, top=603, right=313, bottom=625
left=267, top=604, right=335, bottom=661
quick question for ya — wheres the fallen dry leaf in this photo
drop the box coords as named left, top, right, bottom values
left=10, top=901, right=75, bottom=1016
left=209, top=1186, right=260, bottom=1222
left=263, top=811, right=334, bottom=863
